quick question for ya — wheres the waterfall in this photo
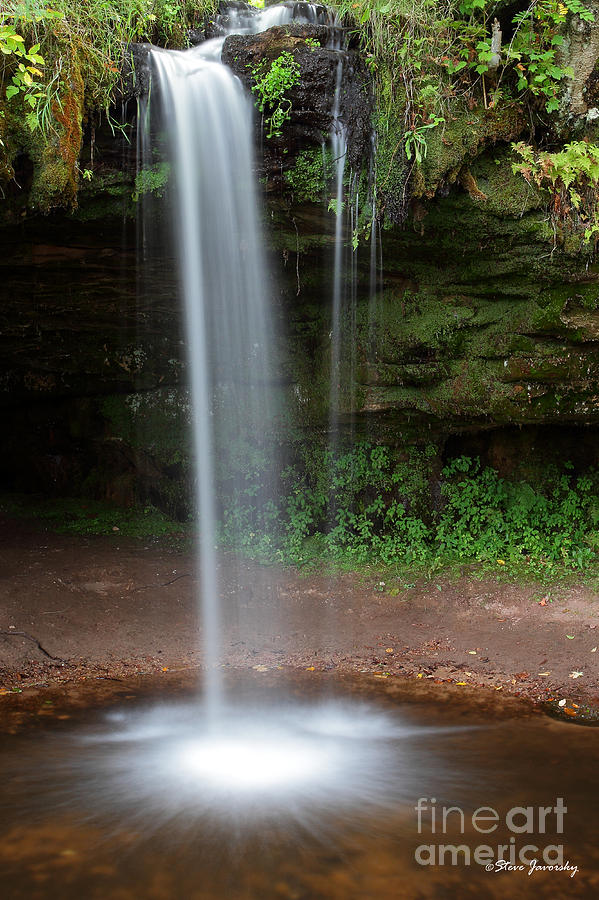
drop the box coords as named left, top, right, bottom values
left=138, top=2, right=354, bottom=715
left=200, top=1, right=337, bottom=60
left=139, top=4, right=338, bottom=717
left=146, top=46, right=272, bottom=718
left=18, top=1, right=416, bottom=829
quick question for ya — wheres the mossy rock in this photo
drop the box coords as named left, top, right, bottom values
left=413, top=101, right=527, bottom=200
left=467, top=147, right=544, bottom=218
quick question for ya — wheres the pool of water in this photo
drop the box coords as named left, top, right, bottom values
left=0, top=672, right=597, bottom=898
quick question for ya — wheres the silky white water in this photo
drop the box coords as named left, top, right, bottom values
left=149, top=45, right=272, bottom=718
left=142, top=1, right=348, bottom=724
left=0, top=9, right=471, bottom=833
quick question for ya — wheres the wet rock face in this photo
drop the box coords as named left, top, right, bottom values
left=222, top=24, right=373, bottom=178
left=2, top=181, right=599, bottom=512
left=270, top=190, right=599, bottom=440
left=115, top=44, right=153, bottom=104
left=0, top=218, right=183, bottom=407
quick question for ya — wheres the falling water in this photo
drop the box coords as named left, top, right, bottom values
left=147, top=48, right=270, bottom=717
left=139, top=2, right=342, bottom=719
left=200, top=0, right=337, bottom=60
left=328, top=54, right=348, bottom=437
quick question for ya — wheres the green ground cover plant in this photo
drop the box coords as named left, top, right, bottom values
left=215, top=442, right=599, bottom=578
left=511, top=140, right=599, bottom=246
left=0, top=494, right=188, bottom=537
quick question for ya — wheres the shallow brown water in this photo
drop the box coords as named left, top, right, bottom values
left=0, top=672, right=597, bottom=899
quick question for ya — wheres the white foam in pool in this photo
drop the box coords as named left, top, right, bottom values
left=176, top=733, right=335, bottom=791
left=60, top=699, right=457, bottom=834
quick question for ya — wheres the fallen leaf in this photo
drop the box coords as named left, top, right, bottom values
left=497, top=559, right=505, bottom=565
left=566, top=635, right=575, bottom=640
left=385, top=648, right=394, bottom=654
left=539, top=598, right=548, bottom=607
left=455, top=681, right=467, bottom=686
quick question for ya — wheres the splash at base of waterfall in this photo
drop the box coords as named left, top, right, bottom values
left=46, top=699, right=453, bottom=833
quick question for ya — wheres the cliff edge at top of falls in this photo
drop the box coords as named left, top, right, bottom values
left=1, top=1, right=599, bottom=226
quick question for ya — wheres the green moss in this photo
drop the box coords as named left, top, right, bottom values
left=413, top=102, right=527, bottom=200
left=0, top=2, right=218, bottom=212
left=132, top=161, right=171, bottom=202
left=468, top=148, right=544, bottom=217
left=102, top=389, right=192, bottom=468
left=374, top=69, right=408, bottom=224
left=3, top=56, right=85, bottom=213
left=74, top=170, right=136, bottom=221
left=284, top=147, right=335, bottom=203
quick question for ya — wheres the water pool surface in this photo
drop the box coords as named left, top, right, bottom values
left=0, top=672, right=597, bottom=899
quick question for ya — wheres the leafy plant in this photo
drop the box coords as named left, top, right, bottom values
left=217, top=441, right=599, bottom=577
left=0, top=22, right=46, bottom=129
left=250, top=50, right=300, bottom=139
left=404, top=113, right=444, bottom=164
left=1, top=1, right=219, bottom=125
left=327, top=197, right=345, bottom=216
left=506, top=3, right=573, bottom=113
left=448, top=0, right=593, bottom=113
left=512, top=140, right=599, bottom=245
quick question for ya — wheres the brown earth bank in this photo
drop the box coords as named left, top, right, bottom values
left=1, top=514, right=598, bottom=715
